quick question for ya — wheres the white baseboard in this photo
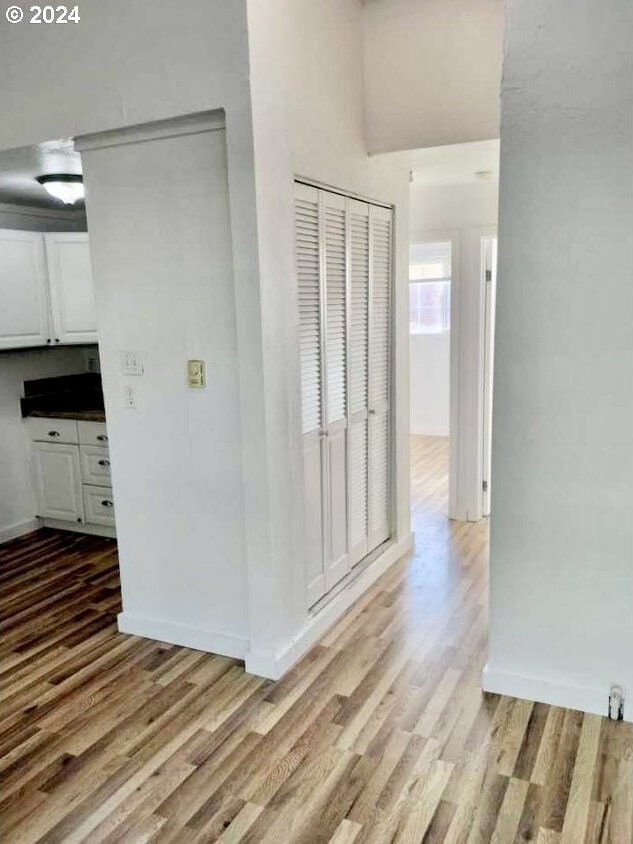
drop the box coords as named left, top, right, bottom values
left=43, top=519, right=116, bottom=539
left=245, top=532, right=415, bottom=680
left=117, top=612, right=249, bottom=661
left=411, top=427, right=449, bottom=438
left=0, top=517, right=40, bottom=545
left=482, top=664, right=631, bottom=722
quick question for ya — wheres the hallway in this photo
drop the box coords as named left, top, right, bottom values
left=0, top=438, right=631, bottom=841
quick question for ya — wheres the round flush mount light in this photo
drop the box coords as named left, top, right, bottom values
left=36, top=173, right=84, bottom=205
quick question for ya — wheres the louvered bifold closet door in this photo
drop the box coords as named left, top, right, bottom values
left=368, top=205, right=393, bottom=552
left=323, top=191, right=350, bottom=590
left=295, top=183, right=326, bottom=606
left=347, top=199, right=370, bottom=565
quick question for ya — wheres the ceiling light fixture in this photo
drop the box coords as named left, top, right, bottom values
left=36, top=173, right=84, bottom=205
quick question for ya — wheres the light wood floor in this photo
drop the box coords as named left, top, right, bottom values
left=1, top=435, right=631, bottom=842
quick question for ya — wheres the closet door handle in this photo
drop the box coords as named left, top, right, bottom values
left=96, top=434, right=108, bottom=442
left=101, top=499, right=114, bottom=508
left=98, top=459, right=110, bottom=467
left=48, top=430, right=61, bottom=437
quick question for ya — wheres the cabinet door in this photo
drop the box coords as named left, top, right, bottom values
left=32, top=442, right=84, bottom=522
left=45, top=233, right=97, bottom=344
left=0, top=230, right=50, bottom=349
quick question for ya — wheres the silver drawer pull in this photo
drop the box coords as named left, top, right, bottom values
left=101, top=499, right=114, bottom=508
left=98, top=459, right=110, bottom=467
left=96, top=434, right=108, bottom=442
left=48, top=430, right=60, bottom=437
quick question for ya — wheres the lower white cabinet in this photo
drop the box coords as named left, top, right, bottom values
left=28, top=417, right=115, bottom=536
left=83, top=484, right=116, bottom=527
left=32, top=442, right=84, bottom=523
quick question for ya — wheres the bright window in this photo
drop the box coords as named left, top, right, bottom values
left=409, top=241, right=451, bottom=334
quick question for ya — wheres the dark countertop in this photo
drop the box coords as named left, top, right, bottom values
left=21, top=372, right=106, bottom=423
left=26, top=408, right=106, bottom=423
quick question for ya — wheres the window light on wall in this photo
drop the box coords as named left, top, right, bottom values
left=409, top=241, right=451, bottom=334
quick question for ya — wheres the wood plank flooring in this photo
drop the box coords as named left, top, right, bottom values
left=1, top=435, right=631, bottom=842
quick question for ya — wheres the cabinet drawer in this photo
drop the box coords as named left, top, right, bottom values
left=27, top=417, right=78, bottom=444
left=78, top=420, right=109, bottom=446
left=83, top=484, right=116, bottom=527
left=80, top=445, right=111, bottom=486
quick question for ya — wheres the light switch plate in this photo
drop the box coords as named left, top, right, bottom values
left=187, top=359, right=205, bottom=388
left=121, top=350, right=144, bottom=376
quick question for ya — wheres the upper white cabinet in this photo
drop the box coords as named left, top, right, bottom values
left=45, top=234, right=97, bottom=344
left=0, top=229, right=97, bottom=350
left=0, top=230, right=50, bottom=350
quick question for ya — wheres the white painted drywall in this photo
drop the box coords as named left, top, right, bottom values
left=362, top=0, right=503, bottom=154
left=245, top=0, right=412, bottom=671
left=0, top=347, right=87, bottom=541
left=79, top=122, right=249, bottom=648
left=485, top=0, right=633, bottom=720
left=410, top=332, right=450, bottom=436
left=409, top=179, right=498, bottom=519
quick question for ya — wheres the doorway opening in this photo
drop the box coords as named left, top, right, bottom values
left=0, top=137, right=121, bottom=630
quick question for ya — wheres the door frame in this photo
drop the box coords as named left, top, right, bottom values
left=408, top=225, right=497, bottom=522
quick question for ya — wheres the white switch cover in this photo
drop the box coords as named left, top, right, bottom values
left=121, top=350, right=144, bottom=376
left=122, top=384, right=137, bottom=409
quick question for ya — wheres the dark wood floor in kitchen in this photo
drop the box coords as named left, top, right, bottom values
left=1, top=436, right=631, bottom=842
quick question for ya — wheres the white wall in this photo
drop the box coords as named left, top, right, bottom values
left=410, top=180, right=498, bottom=518
left=485, top=0, right=633, bottom=720
left=409, top=333, right=450, bottom=436
left=363, top=0, right=503, bottom=154
left=0, top=347, right=87, bottom=541
left=79, top=118, right=249, bottom=650
left=245, top=0, right=412, bottom=675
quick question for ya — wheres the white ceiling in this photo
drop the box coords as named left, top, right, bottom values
left=384, top=139, right=500, bottom=186
left=0, top=139, right=84, bottom=209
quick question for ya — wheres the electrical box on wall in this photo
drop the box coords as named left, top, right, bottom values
left=187, top=360, right=205, bottom=388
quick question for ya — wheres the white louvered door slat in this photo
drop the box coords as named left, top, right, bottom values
left=323, top=191, right=349, bottom=590
left=347, top=199, right=370, bottom=565
left=295, top=183, right=326, bottom=605
left=368, top=205, right=393, bottom=552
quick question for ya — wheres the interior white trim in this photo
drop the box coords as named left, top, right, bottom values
left=42, top=518, right=116, bottom=539
left=75, top=110, right=226, bottom=153
left=482, top=664, right=631, bottom=723
left=117, top=612, right=249, bottom=660
left=245, top=531, right=414, bottom=679
left=0, top=517, right=40, bottom=545
left=294, top=176, right=392, bottom=210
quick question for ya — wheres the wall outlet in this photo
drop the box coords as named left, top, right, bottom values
left=122, top=384, right=137, bottom=409
left=121, top=350, right=144, bottom=376
left=86, top=350, right=101, bottom=373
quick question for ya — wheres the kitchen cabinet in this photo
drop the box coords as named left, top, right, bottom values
left=0, top=229, right=97, bottom=350
left=32, top=441, right=84, bottom=523
left=28, top=417, right=115, bottom=537
left=0, top=230, right=49, bottom=350
left=45, top=234, right=97, bottom=344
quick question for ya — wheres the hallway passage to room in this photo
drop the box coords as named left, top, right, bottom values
left=0, top=442, right=631, bottom=842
